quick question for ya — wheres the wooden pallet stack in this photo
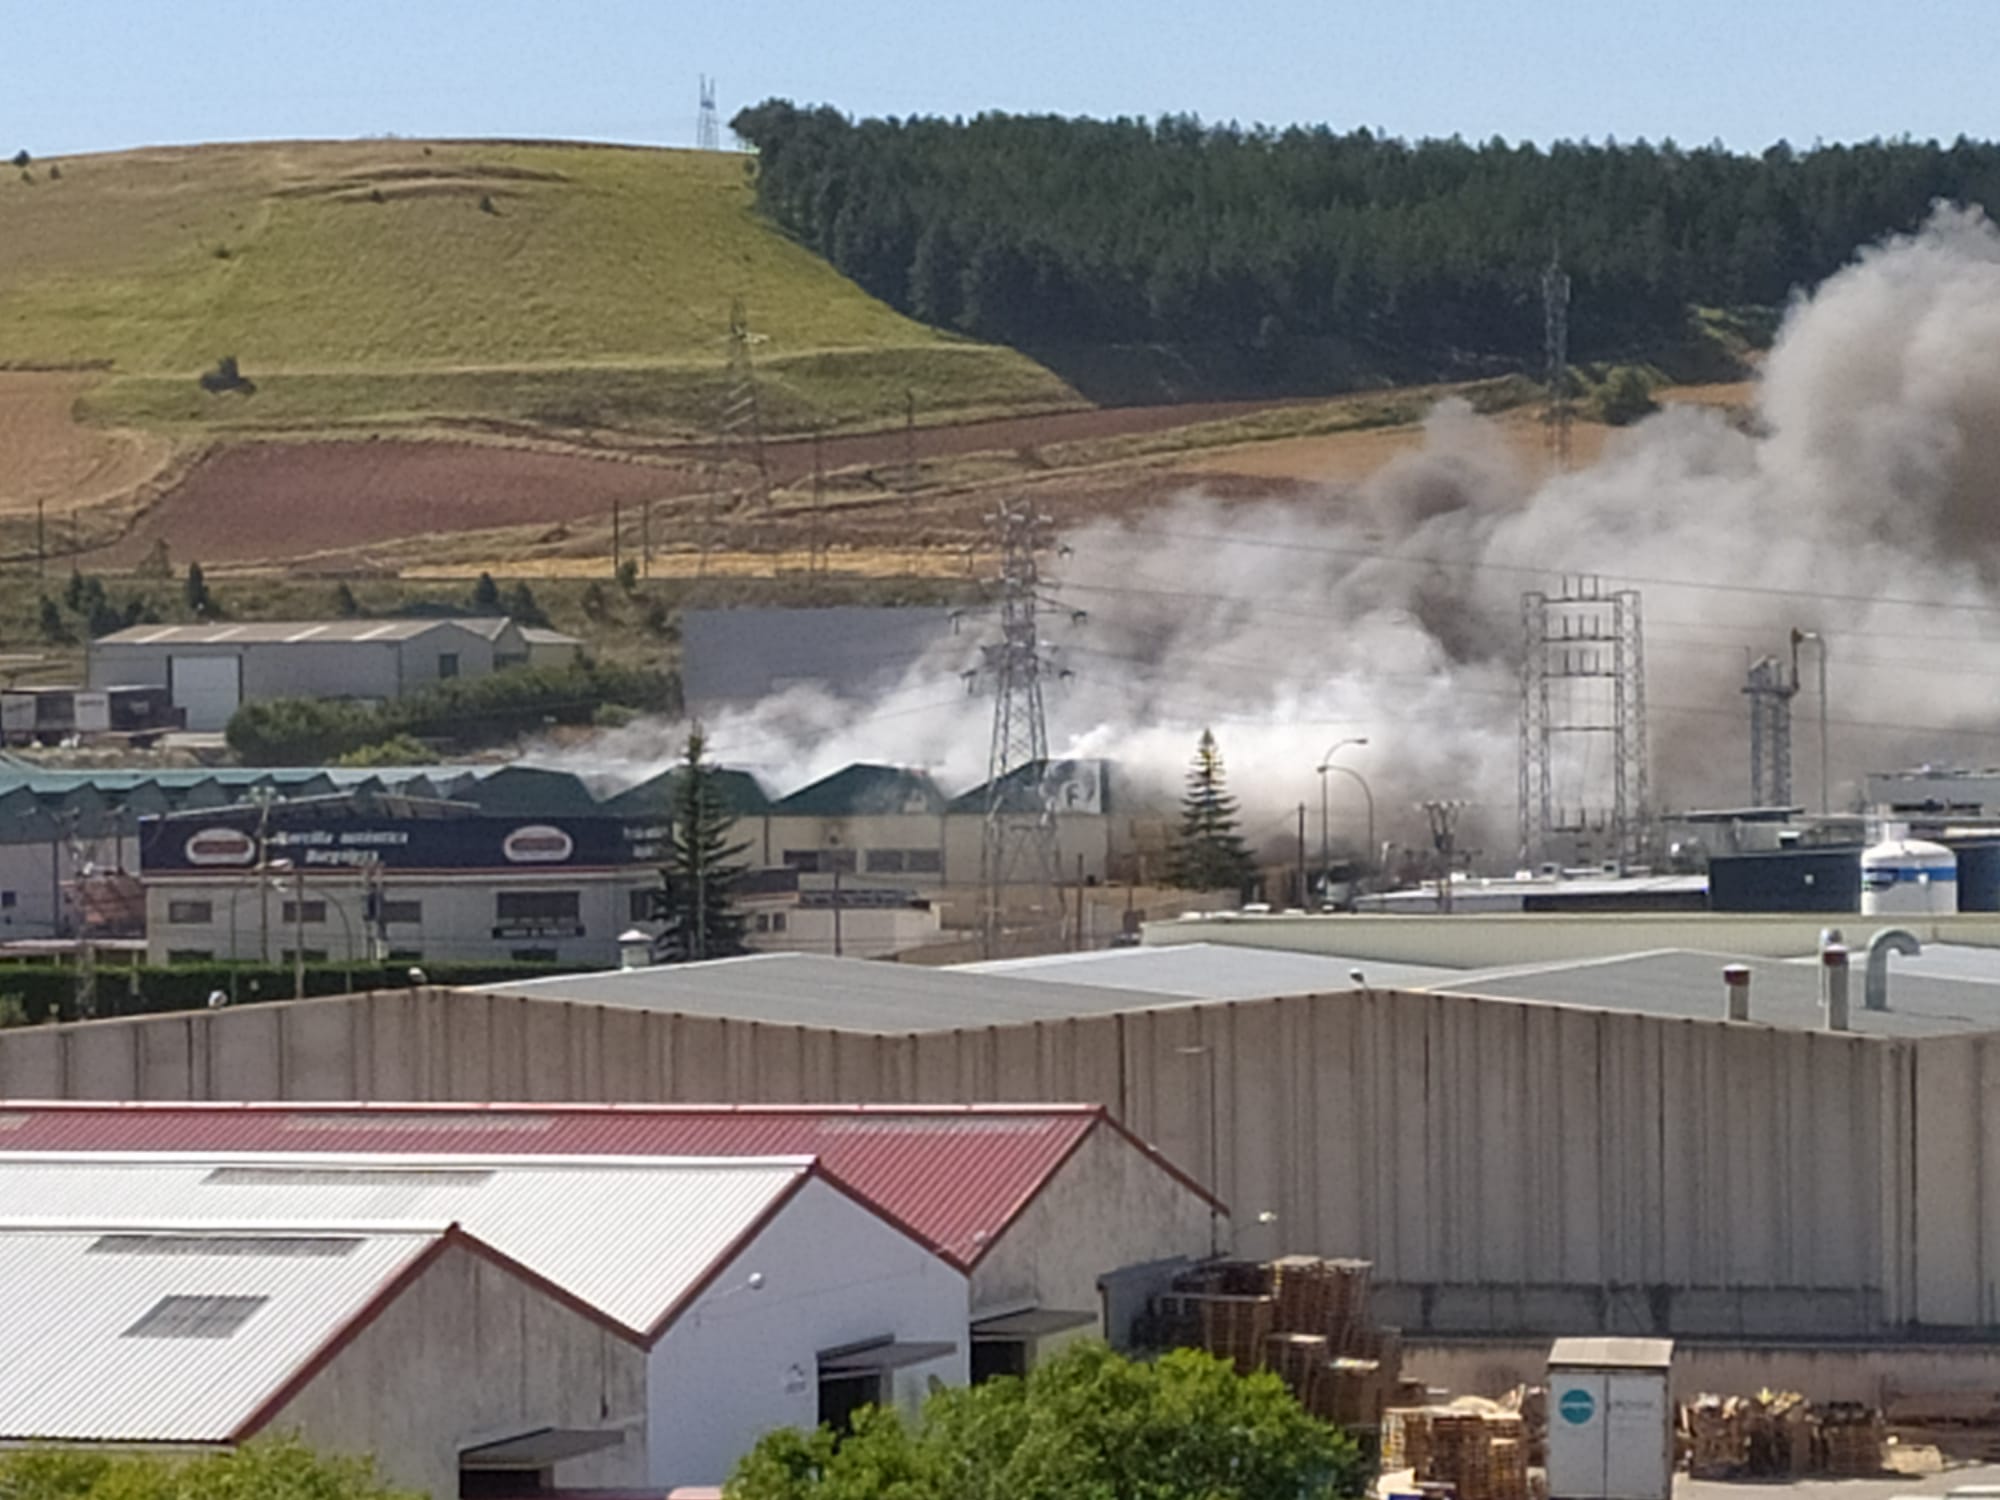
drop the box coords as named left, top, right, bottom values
left=1139, top=1255, right=1397, bottom=1428
left=1818, top=1402, right=1884, bottom=1476
left=1382, top=1405, right=1529, bottom=1500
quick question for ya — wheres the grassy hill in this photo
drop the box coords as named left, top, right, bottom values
left=0, top=140, right=1079, bottom=438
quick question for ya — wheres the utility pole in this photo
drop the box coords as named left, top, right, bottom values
left=1792, top=629, right=1830, bottom=816
left=699, top=299, right=770, bottom=578
left=903, top=388, right=919, bottom=576
left=1296, top=804, right=1307, bottom=912
left=697, top=75, right=720, bottom=151
left=611, top=498, right=622, bottom=579
left=250, top=787, right=276, bottom=965
left=969, top=500, right=1084, bottom=956
left=35, top=500, right=45, bottom=580
left=292, top=865, right=307, bottom=1000
left=1744, top=653, right=1799, bottom=807
left=831, top=861, right=843, bottom=958
left=1423, top=800, right=1467, bottom=914
left=641, top=499, right=652, bottom=579
left=1543, top=244, right=1573, bottom=473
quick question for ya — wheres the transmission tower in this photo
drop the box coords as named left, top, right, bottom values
left=1518, top=578, right=1649, bottom=868
left=697, top=75, right=720, bottom=151
left=1744, top=653, right=1798, bottom=807
left=1542, top=249, right=1573, bottom=472
left=969, top=501, right=1083, bottom=956
left=1422, top=799, right=1468, bottom=914
left=699, top=298, right=771, bottom=577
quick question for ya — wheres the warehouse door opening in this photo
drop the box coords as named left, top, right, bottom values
left=167, top=655, right=241, bottom=733
left=817, top=1338, right=957, bottom=1430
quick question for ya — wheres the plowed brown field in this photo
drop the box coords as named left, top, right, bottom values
left=0, top=372, right=173, bottom=516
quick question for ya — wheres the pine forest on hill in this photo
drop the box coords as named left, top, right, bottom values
left=733, top=103, right=2000, bottom=383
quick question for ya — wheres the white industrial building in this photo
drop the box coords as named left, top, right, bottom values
left=0, top=1221, right=648, bottom=1497
left=0, top=1101, right=1222, bottom=1373
left=0, top=1154, right=968, bottom=1490
left=87, top=619, right=579, bottom=732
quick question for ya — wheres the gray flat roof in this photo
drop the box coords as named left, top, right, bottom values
left=1425, top=946, right=2000, bottom=1037
left=958, top=943, right=1461, bottom=999
left=479, top=952, right=1229, bottom=1033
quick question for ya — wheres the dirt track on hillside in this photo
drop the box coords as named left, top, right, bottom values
left=0, top=372, right=174, bottom=517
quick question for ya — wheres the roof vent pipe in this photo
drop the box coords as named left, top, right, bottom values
left=1822, top=943, right=1851, bottom=1031
left=1723, top=964, right=1751, bottom=1021
left=1865, top=928, right=1921, bottom=1012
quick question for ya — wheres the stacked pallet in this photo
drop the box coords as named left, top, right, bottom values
left=1819, top=1402, right=1885, bottom=1476
left=1679, top=1392, right=1883, bottom=1479
left=1139, top=1256, right=1397, bottom=1427
left=1386, top=1405, right=1529, bottom=1500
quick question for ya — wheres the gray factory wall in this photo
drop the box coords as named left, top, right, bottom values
left=0, top=985, right=1924, bottom=1336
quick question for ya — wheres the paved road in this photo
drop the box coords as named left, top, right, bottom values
left=1682, top=1464, right=2000, bottom=1500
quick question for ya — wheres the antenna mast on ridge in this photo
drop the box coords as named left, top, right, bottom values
left=697, top=75, right=720, bottom=152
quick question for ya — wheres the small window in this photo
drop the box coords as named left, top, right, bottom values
left=0, top=891, right=15, bottom=910
left=771, top=912, right=788, bottom=933
left=280, top=900, right=327, bottom=924
left=280, top=948, right=329, bottom=965
left=864, top=849, right=906, bottom=874
left=166, top=949, right=214, bottom=964
left=782, top=849, right=820, bottom=871
left=167, top=899, right=213, bottom=925
left=438, top=653, right=460, bottom=679
left=387, top=948, right=423, bottom=962
left=124, top=1293, right=268, bottom=1339
left=510, top=946, right=559, bottom=962
left=628, top=888, right=657, bottom=922
left=753, top=913, right=771, bottom=933
left=825, top=848, right=858, bottom=874
left=380, top=900, right=423, bottom=925
left=904, top=849, right=943, bottom=874
left=495, top=891, right=580, bottom=922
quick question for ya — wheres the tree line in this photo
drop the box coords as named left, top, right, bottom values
left=731, top=102, right=2000, bottom=366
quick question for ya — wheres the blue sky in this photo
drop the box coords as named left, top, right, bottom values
left=7, top=0, right=1998, bottom=159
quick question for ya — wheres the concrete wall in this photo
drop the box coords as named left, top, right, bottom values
left=651, top=1175, right=967, bottom=1487
left=1405, top=1337, right=2000, bottom=1409
left=273, top=1240, right=648, bottom=1499
left=1143, top=910, right=2000, bottom=966
left=0, top=985, right=1938, bottom=1338
left=969, top=1121, right=1217, bottom=1323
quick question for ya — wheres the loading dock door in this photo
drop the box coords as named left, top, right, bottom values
left=169, top=656, right=242, bottom=732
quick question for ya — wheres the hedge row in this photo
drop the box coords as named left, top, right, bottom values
left=0, top=959, right=588, bottom=1027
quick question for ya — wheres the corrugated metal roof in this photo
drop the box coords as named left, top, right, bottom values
left=1425, top=947, right=2000, bottom=1037
left=93, top=619, right=504, bottom=647
left=774, top=763, right=946, bottom=817
left=959, top=942, right=1463, bottom=998
left=0, top=1224, right=440, bottom=1442
left=0, top=1156, right=812, bottom=1336
left=0, top=1106, right=1178, bottom=1268
left=479, top=952, right=1223, bottom=1032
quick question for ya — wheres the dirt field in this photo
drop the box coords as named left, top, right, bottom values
left=90, top=396, right=1318, bottom=566
left=0, top=373, right=174, bottom=516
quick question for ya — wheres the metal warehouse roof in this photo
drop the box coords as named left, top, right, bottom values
left=480, top=952, right=1228, bottom=1032
left=0, top=1103, right=1216, bottom=1267
left=93, top=619, right=512, bottom=646
left=959, top=942, right=1462, bottom=998
left=0, top=1223, right=443, bottom=1443
left=0, top=1155, right=819, bottom=1338
left=1426, top=946, right=2000, bottom=1037
left=774, top=763, right=947, bottom=817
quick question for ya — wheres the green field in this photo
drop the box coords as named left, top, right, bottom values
left=0, top=140, right=1078, bottom=437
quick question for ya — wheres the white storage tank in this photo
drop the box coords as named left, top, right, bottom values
left=1862, top=835, right=1958, bottom=916
left=1546, top=1338, right=1673, bottom=1500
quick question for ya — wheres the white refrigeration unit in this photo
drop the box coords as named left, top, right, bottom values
left=1545, top=1338, right=1674, bottom=1500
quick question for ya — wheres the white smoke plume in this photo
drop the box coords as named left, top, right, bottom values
left=543, top=205, right=2000, bottom=866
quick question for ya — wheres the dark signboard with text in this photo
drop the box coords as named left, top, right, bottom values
left=142, top=807, right=668, bottom=875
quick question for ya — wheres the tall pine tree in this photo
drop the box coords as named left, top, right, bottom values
left=1168, top=728, right=1256, bottom=892
left=658, top=726, right=751, bottom=961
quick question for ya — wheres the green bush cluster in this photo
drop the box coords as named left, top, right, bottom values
left=0, top=1437, right=417, bottom=1500
left=0, top=958, right=581, bottom=1027
left=224, top=661, right=680, bottom=764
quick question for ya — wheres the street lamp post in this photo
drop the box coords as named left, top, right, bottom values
left=1316, top=738, right=1372, bottom=904
left=1177, top=1042, right=1222, bottom=1255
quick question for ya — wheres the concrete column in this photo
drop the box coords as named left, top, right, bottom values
left=1723, top=964, right=1751, bottom=1021
left=1822, top=944, right=1851, bottom=1031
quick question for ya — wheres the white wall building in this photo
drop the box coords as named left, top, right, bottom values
left=0, top=1153, right=968, bottom=1490
left=0, top=1222, right=649, bottom=1499
left=88, top=619, right=581, bottom=732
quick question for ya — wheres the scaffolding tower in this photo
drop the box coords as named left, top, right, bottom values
left=970, top=501, right=1082, bottom=956
left=1744, top=653, right=1798, bottom=808
left=1519, top=578, right=1649, bottom=867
